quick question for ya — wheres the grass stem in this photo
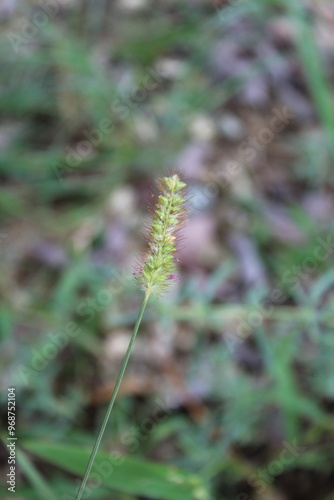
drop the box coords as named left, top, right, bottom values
left=75, top=291, right=150, bottom=500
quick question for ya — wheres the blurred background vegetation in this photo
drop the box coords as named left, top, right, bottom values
left=1, top=0, right=334, bottom=499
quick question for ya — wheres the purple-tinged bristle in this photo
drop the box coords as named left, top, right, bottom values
left=167, top=274, right=179, bottom=281
left=133, top=267, right=143, bottom=275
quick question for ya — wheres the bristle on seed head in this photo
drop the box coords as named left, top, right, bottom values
left=135, top=174, right=187, bottom=296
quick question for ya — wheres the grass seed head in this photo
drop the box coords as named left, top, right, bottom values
left=135, top=174, right=187, bottom=296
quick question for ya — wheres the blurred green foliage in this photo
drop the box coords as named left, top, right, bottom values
left=1, top=1, right=334, bottom=499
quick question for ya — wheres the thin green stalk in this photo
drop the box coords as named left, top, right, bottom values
left=75, top=291, right=150, bottom=500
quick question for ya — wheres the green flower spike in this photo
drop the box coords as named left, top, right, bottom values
left=75, top=174, right=187, bottom=500
left=137, top=174, right=187, bottom=297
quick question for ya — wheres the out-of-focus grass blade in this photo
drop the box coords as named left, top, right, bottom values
left=283, top=1, right=334, bottom=158
left=202, top=260, right=236, bottom=303
left=310, top=268, right=334, bottom=305
left=0, top=307, right=12, bottom=342
left=17, top=449, right=58, bottom=500
left=51, top=258, right=93, bottom=315
left=23, top=441, right=211, bottom=500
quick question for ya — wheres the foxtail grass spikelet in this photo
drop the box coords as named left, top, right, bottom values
left=136, top=174, right=187, bottom=297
